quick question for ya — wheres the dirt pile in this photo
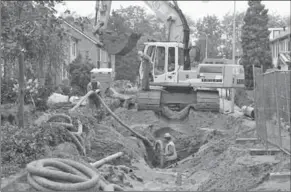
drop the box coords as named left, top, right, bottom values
left=98, top=164, right=143, bottom=189
left=195, top=146, right=276, bottom=191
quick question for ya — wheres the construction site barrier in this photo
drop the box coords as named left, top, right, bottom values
left=253, top=68, right=291, bottom=153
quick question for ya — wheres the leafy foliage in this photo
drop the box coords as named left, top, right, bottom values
left=1, top=77, right=54, bottom=110
left=107, top=6, right=167, bottom=81
left=241, top=0, right=272, bottom=89
left=268, top=12, right=290, bottom=28
left=1, top=79, right=18, bottom=104
left=68, top=54, right=94, bottom=95
left=221, top=12, right=245, bottom=59
left=1, top=1, right=68, bottom=85
left=195, top=15, right=223, bottom=58
left=1, top=122, right=75, bottom=166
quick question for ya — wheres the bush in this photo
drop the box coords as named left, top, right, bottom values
left=1, top=78, right=18, bottom=104
left=1, top=123, right=43, bottom=166
left=68, top=54, right=94, bottom=95
left=1, top=122, right=76, bottom=166
left=34, top=85, right=54, bottom=111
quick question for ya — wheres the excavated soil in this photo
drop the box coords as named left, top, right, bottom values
left=2, top=97, right=290, bottom=191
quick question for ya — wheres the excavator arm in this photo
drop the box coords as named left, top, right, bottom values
left=93, top=0, right=141, bottom=56
left=93, top=0, right=193, bottom=69
left=143, top=1, right=191, bottom=69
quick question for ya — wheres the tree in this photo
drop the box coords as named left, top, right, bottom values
left=1, top=1, right=67, bottom=85
left=106, top=6, right=166, bottom=81
left=268, top=12, right=290, bottom=28
left=221, top=11, right=245, bottom=59
left=195, top=15, right=223, bottom=58
left=241, top=0, right=272, bottom=89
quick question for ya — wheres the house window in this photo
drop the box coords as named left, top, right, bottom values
left=62, top=62, right=68, bottom=80
left=72, top=41, right=76, bottom=57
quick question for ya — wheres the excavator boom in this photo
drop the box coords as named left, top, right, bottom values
left=93, top=0, right=141, bottom=56
left=143, top=1, right=184, bottom=42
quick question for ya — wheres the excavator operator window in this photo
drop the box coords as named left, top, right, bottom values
left=146, top=45, right=156, bottom=63
left=178, top=48, right=184, bottom=66
left=168, top=47, right=175, bottom=72
left=154, top=46, right=166, bottom=75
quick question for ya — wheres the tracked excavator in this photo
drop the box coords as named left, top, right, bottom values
left=91, top=0, right=245, bottom=113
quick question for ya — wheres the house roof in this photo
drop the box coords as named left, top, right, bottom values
left=61, top=18, right=102, bottom=47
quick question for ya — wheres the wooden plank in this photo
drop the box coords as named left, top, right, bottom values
left=150, top=82, right=245, bottom=88
left=249, top=148, right=281, bottom=156
left=269, top=172, right=291, bottom=180
left=235, top=138, right=260, bottom=144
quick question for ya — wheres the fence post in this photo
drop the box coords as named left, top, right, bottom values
left=283, top=71, right=291, bottom=131
left=262, top=73, right=268, bottom=150
left=274, top=72, right=282, bottom=147
left=252, top=65, right=258, bottom=138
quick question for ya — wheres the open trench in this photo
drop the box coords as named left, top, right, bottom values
left=2, top=97, right=289, bottom=191
left=95, top=107, right=236, bottom=190
left=98, top=105, right=290, bottom=191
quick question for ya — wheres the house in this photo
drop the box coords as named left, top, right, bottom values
left=55, top=19, right=112, bottom=85
left=269, top=26, right=291, bottom=70
left=268, top=28, right=285, bottom=40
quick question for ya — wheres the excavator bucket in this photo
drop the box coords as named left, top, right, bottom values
left=100, top=31, right=142, bottom=56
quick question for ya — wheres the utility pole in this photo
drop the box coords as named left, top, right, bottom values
left=201, top=32, right=208, bottom=59
left=0, top=0, right=2, bottom=181
left=205, top=35, right=208, bottom=59
left=231, top=0, right=236, bottom=113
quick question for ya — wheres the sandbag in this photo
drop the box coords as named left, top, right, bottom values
left=47, top=93, right=69, bottom=105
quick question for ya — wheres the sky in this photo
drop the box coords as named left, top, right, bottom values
left=55, top=1, right=291, bottom=21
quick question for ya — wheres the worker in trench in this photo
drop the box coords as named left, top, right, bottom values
left=163, top=133, right=178, bottom=168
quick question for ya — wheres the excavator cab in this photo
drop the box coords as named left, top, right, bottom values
left=143, top=42, right=183, bottom=83
left=142, top=42, right=200, bottom=84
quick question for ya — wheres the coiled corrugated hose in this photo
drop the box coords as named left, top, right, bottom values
left=26, top=158, right=124, bottom=191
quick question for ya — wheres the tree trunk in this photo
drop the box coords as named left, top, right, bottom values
left=3, top=58, right=7, bottom=80
left=18, top=51, right=25, bottom=128
left=39, top=53, right=45, bottom=86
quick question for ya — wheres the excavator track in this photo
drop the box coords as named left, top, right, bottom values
left=137, top=87, right=220, bottom=113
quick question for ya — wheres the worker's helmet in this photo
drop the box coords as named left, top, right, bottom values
left=164, top=133, right=171, bottom=139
